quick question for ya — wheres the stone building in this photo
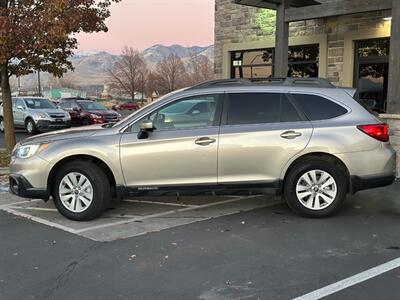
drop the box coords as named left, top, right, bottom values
left=214, top=0, right=400, bottom=175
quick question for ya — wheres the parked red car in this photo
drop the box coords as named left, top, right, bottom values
left=59, top=98, right=121, bottom=126
left=115, top=101, right=140, bottom=111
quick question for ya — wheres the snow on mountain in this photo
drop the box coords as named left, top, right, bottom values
left=15, top=45, right=214, bottom=89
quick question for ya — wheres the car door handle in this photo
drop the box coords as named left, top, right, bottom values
left=280, top=131, right=302, bottom=139
left=195, top=137, right=216, bottom=146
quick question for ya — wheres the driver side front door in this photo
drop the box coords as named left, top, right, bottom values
left=119, top=94, right=222, bottom=190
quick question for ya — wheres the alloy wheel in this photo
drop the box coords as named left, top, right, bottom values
left=26, top=121, right=33, bottom=133
left=59, top=172, right=94, bottom=213
left=295, top=169, right=337, bottom=210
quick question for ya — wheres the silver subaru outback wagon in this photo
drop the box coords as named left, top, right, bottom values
left=9, top=78, right=396, bottom=221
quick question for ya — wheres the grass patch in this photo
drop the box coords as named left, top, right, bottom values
left=0, top=150, right=10, bottom=167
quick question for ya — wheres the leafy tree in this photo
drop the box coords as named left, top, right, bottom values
left=0, top=0, right=119, bottom=153
left=255, top=9, right=276, bottom=36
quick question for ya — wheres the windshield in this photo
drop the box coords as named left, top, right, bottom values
left=78, top=101, right=107, bottom=111
left=24, top=98, right=56, bottom=109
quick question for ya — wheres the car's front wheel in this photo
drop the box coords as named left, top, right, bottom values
left=53, top=160, right=111, bottom=221
left=25, top=118, right=37, bottom=135
left=284, top=159, right=347, bottom=218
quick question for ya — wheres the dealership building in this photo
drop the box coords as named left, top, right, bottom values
left=214, top=0, right=400, bottom=174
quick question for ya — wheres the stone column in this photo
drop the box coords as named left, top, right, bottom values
left=382, top=0, right=400, bottom=177
left=274, top=0, right=289, bottom=78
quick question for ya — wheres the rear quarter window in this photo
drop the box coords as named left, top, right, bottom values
left=292, top=94, right=348, bottom=121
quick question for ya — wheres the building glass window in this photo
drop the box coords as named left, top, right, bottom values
left=231, top=44, right=319, bottom=79
left=354, top=38, right=390, bottom=113
left=231, top=49, right=274, bottom=79
left=288, top=44, right=319, bottom=78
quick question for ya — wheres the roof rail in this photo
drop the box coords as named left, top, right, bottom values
left=189, top=77, right=336, bottom=90
left=188, top=78, right=252, bottom=90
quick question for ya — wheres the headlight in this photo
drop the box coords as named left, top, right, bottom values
left=13, top=143, right=50, bottom=159
left=90, top=113, right=102, bottom=119
left=37, top=112, right=48, bottom=118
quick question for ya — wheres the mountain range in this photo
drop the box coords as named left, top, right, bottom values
left=13, top=44, right=214, bottom=90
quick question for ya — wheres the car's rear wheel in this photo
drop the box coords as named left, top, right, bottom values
left=284, top=159, right=347, bottom=217
left=53, top=160, right=111, bottom=221
left=25, top=118, right=37, bottom=135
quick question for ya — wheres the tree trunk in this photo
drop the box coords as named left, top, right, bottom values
left=0, top=63, right=16, bottom=153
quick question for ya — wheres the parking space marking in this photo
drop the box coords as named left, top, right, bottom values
left=8, top=206, right=58, bottom=212
left=293, top=257, right=400, bottom=300
left=0, top=205, right=80, bottom=234
left=124, top=199, right=199, bottom=208
left=75, top=195, right=264, bottom=234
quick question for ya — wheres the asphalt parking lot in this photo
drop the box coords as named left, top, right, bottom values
left=1, top=178, right=400, bottom=300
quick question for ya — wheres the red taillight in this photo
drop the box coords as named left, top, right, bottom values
left=357, top=124, right=389, bottom=142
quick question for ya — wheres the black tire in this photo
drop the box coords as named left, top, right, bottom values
left=53, top=160, right=111, bottom=221
left=0, top=117, right=4, bottom=133
left=25, top=118, right=38, bottom=135
left=284, top=158, right=348, bottom=218
left=81, top=117, right=90, bottom=126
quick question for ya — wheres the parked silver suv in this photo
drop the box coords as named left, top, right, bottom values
left=9, top=78, right=396, bottom=220
left=0, top=97, right=71, bottom=134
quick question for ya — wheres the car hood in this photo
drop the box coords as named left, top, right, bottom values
left=20, top=124, right=105, bottom=145
left=89, top=110, right=118, bottom=116
left=31, top=108, right=66, bottom=114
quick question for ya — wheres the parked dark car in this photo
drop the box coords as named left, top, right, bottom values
left=115, top=101, right=140, bottom=111
left=59, top=98, right=121, bottom=126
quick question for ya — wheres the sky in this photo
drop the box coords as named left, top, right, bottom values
left=75, top=0, right=215, bottom=54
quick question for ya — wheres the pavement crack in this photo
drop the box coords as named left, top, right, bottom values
left=36, top=243, right=102, bottom=300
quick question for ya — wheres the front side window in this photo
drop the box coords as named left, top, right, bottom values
left=292, top=94, right=348, bottom=120
left=131, top=94, right=220, bottom=132
left=226, top=93, right=302, bottom=125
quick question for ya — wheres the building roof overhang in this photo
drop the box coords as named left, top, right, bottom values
left=234, top=0, right=393, bottom=22
left=234, top=0, right=321, bottom=10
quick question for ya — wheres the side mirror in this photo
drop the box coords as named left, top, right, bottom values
left=138, top=120, right=154, bottom=139
left=17, top=105, right=24, bottom=110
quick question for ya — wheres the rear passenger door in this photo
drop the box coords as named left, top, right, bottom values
left=217, top=92, right=313, bottom=185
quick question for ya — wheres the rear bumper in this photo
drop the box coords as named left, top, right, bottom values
left=9, top=174, right=48, bottom=200
left=351, top=174, right=396, bottom=194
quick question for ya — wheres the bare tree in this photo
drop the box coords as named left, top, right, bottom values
left=108, top=46, right=147, bottom=100
left=187, top=52, right=214, bottom=85
left=154, top=54, right=188, bottom=94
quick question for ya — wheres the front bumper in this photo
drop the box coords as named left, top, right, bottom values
left=9, top=174, right=48, bottom=200
left=36, top=120, right=71, bottom=131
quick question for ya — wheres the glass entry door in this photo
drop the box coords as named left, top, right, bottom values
left=354, top=38, right=390, bottom=113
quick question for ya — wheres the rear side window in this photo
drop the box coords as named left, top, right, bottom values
left=292, top=94, right=348, bottom=121
left=226, top=93, right=302, bottom=125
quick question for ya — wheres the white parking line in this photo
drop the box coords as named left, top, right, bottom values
left=293, top=257, right=400, bottom=300
left=75, top=195, right=266, bottom=234
left=7, top=206, right=58, bottom=212
left=0, top=205, right=80, bottom=234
